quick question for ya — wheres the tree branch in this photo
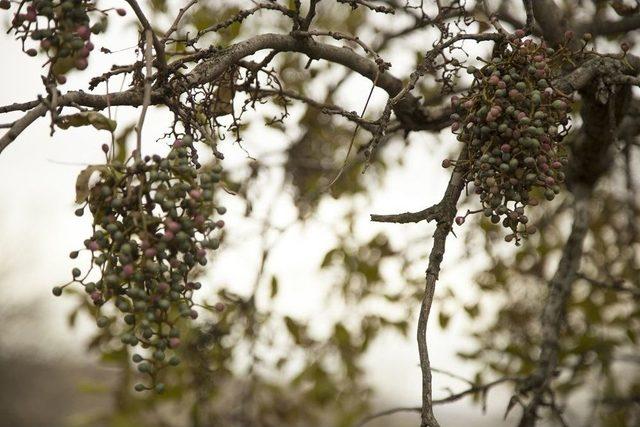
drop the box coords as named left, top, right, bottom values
left=516, top=186, right=592, bottom=426
left=355, top=375, right=520, bottom=427
left=370, top=205, right=439, bottom=223
left=124, top=0, right=168, bottom=74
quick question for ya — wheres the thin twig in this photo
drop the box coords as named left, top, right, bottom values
left=163, top=0, right=198, bottom=41
left=355, top=375, right=519, bottom=427
left=134, top=29, right=154, bottom=161
left=124, top=0, right=167, bottom=73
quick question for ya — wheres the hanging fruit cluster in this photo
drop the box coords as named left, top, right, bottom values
left=446, top=30, right=572, bottom=243
left=53, top=136, right=226, bottom=393
left=3, top=0, right=125, bottom=83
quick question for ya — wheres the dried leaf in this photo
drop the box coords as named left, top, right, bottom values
left=75, top=165, right=108, bottom=203
left=57, top=111, right=117, bottom=132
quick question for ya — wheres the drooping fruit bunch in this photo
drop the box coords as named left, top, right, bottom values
left=4, top=1, right=125, bottom=82
left=54, top=136, right=226, bottom=392
left=446, top=30, right=572, bottom=243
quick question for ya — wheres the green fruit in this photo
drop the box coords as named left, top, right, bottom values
left=96, top=316, right=109, bottom=328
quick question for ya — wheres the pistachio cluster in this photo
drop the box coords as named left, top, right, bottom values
left=446, top=30, right=571, bottom=243
left=4, top=0, right=125, bottom=82
left=54, top=137, right=225, bottom=392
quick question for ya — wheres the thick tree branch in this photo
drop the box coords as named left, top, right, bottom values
left=577, top=14, right=640, bottom=36
left=517, top=186, right=592, bottom=427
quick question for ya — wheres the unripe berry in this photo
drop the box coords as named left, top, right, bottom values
left=96, top=316, right=109, bottom=328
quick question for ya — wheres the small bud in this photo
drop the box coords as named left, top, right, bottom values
left=116, top=8, right=127, bottom=16
left=455, top=216, right=465, bottom=226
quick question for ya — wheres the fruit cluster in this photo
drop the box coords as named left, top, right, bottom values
left=4, top=1, right=125, bottom=82
left=446, top=30, right=571, bottom=243
left=54, top=136, right=226, bottom=392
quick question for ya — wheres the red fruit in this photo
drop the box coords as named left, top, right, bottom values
left=514, top=29, right=525, bottom=38
left=56, top=75, right=67, bottom=85
left=455, top=216, right=465, bottom=226
left=442, top=159, right=452, bottom=168
left=488, top=75, right=500, bottom=85
left=551, top=161, right=562, bottom=169
left=194, top=214, right=205, bottom=227
left=75, top=58, right=88, bottom=70
left=116, top=8, right=127, bottom=16
left=451, top=95, right=460, bottom=107
left=189, top=189, right=202, bottom=199
left=216, top=220, right=225, bottom=229
left=451, top=121, right=460, bottom=132
left=163, top=230, right=175, bottom=241
left=122, top=264, right=134, bottom=277
left=25, top=9, right=37, bottom=21
left=76, top=25, right=91, bottom=40
left=78, top=47, right=90, bottom=58
left=214, top=302, right=225, bottom=312
left=144, top=247, right=157, bottom=258
left=157, top=282, right=170, bottom=293
left=564, top=30, right=574, bottom=39
left=165, top=220, right=181, bottom=233
left=87, top=240, right=100, bottom=251
left=90, top=291, right=102, bottom=303
left=85, top=41, right=95, bottom=51
left=500, top=144, right=511, bottom=153
left=169, top=338, right=181, bottom=348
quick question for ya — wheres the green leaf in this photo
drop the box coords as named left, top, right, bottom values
left=270, top=276, right=279, bottom=298
left=439, top=311, right=451, bottom=329
left=284, top=316, right=304, bottom=345
left=57, top=111, right=117, bottom=132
